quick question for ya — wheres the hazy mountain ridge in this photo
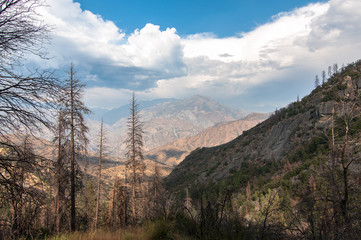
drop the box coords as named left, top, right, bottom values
left=145, top=112, right=270, bottom=167
left=87, top=95, right=247, bottom=158
left=88, top=98, right=176, bottom=125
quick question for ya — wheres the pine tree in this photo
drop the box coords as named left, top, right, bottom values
left=146, top=164, right=167, bottom=220
left=328, top=66, right=332, bottom=77
left=54, top=111, right=68, bottom=233
left=333, top=63, right=338, bottom=74
left=322, top=70, right=326, bottom=85
left=94, top=119, right=105, bottom=229
left=124, top=93, right=145, bottom=223
left=62, top=64, right=89, bottom=231
left=314, top=75, right=320, bottom=88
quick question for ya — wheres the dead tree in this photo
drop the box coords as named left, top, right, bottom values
left=0, top=0, right=61, bottom=237
left=94, top=119, right=105, bottom=229
left=0, top=0, right=60, bottom=138
left=61, top=64, right=89, bottom=232
left=109, top=177, right=129, bottom=227
left=53, top=110, right=71, bottom=233
left=0, top=135, right=47, bottom=238
left=146, top=164, right=167, bottom=220
left=124, top=93, right=145, bottom=223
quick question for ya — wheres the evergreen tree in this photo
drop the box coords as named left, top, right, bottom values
left=314, top=75, right=320, bottom=88
left=328, top=66, right=332, bottom=77
left=322, top=70, right=326, bottom=85
left=333, top=63, right=338, bottom=74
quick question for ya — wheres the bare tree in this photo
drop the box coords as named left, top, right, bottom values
left=0, top=0, right=60, bottom=138
left=94, top=119, right=105, bottom=229
left=332, top=101, right=359, bottom=233
left=54, top=111, right=68, bottom=233
left=145, top=164, right=167, bottom=220
left=0, top=0, right=49, bottom=61
left=0, top=0, right=62, bottom=237
left=0, top=135, right=47, bottom=238
left=124, top=93, right=145, bottom=223
left=109, top=176, right=129, bottom=227
left=61, top=64, right=89, bottom=231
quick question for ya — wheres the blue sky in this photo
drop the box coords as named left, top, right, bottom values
left=74, top=0, right=325, bottom=37
left=34, top=0, right=361, bottom=112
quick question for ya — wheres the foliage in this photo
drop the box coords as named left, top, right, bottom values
left=321, top=88, right=340, bottom=102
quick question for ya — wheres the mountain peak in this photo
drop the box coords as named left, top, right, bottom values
left=188, top=94, right=213, bottom=101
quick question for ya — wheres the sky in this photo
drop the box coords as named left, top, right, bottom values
left=32, top=0, right=361, bottom=112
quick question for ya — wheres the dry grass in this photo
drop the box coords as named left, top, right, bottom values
left=45, top=219, right=197, bottom=240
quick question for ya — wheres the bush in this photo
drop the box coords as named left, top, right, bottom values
left=174, top=213, right=198, bottom=237
left=144, top=220, right=173, bottom=240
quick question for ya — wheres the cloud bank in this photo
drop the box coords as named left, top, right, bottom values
left=35, top=0, right=361, bottom=111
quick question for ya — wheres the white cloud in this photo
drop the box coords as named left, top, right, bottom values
left=123, top=24, right=185, bottom=71
left=36, top=0, right=185, bottom=84
left=84, top=87, right=132, bottom=109
left=182, top=3, right=328, bottom=63
left=33, top=0, right=361, bottom=111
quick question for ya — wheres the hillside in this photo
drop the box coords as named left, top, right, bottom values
left=166, top=60, right=361, bottom=201
left=164, top=61, right=361, bottom=238
left=145, top=112, right=269, bottom=167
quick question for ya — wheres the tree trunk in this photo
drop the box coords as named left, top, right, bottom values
left=94, top=120, right=103, bottom=229
left=55, top=113, right=63, bottom=233
left=70, top=64, right=76, bottom=232
left=340, top=119, right=349, bottom=225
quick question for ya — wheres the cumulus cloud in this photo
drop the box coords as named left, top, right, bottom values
left=36, top=0, right=186, bottom=88
left=164, top=0, right=361, bottom=105
left=33, top=0, right=361, bottom=111
left=123, top=24, right=185, bottom=71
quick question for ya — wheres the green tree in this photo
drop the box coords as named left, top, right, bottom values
left=254, top=189, right=285, bottom=240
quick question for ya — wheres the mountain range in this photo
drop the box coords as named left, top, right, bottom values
left=86, top=95, right=248, bottom=158
left=145, top=112, right=269, bottom=168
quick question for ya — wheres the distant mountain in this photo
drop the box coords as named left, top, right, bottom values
left=145, top=112, right=269, bottom=168
left=86, top=95, right=247, bottom=158
left=142, top=95, right=244, bottom=124
left=87, top=98, right=176, bottom=125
